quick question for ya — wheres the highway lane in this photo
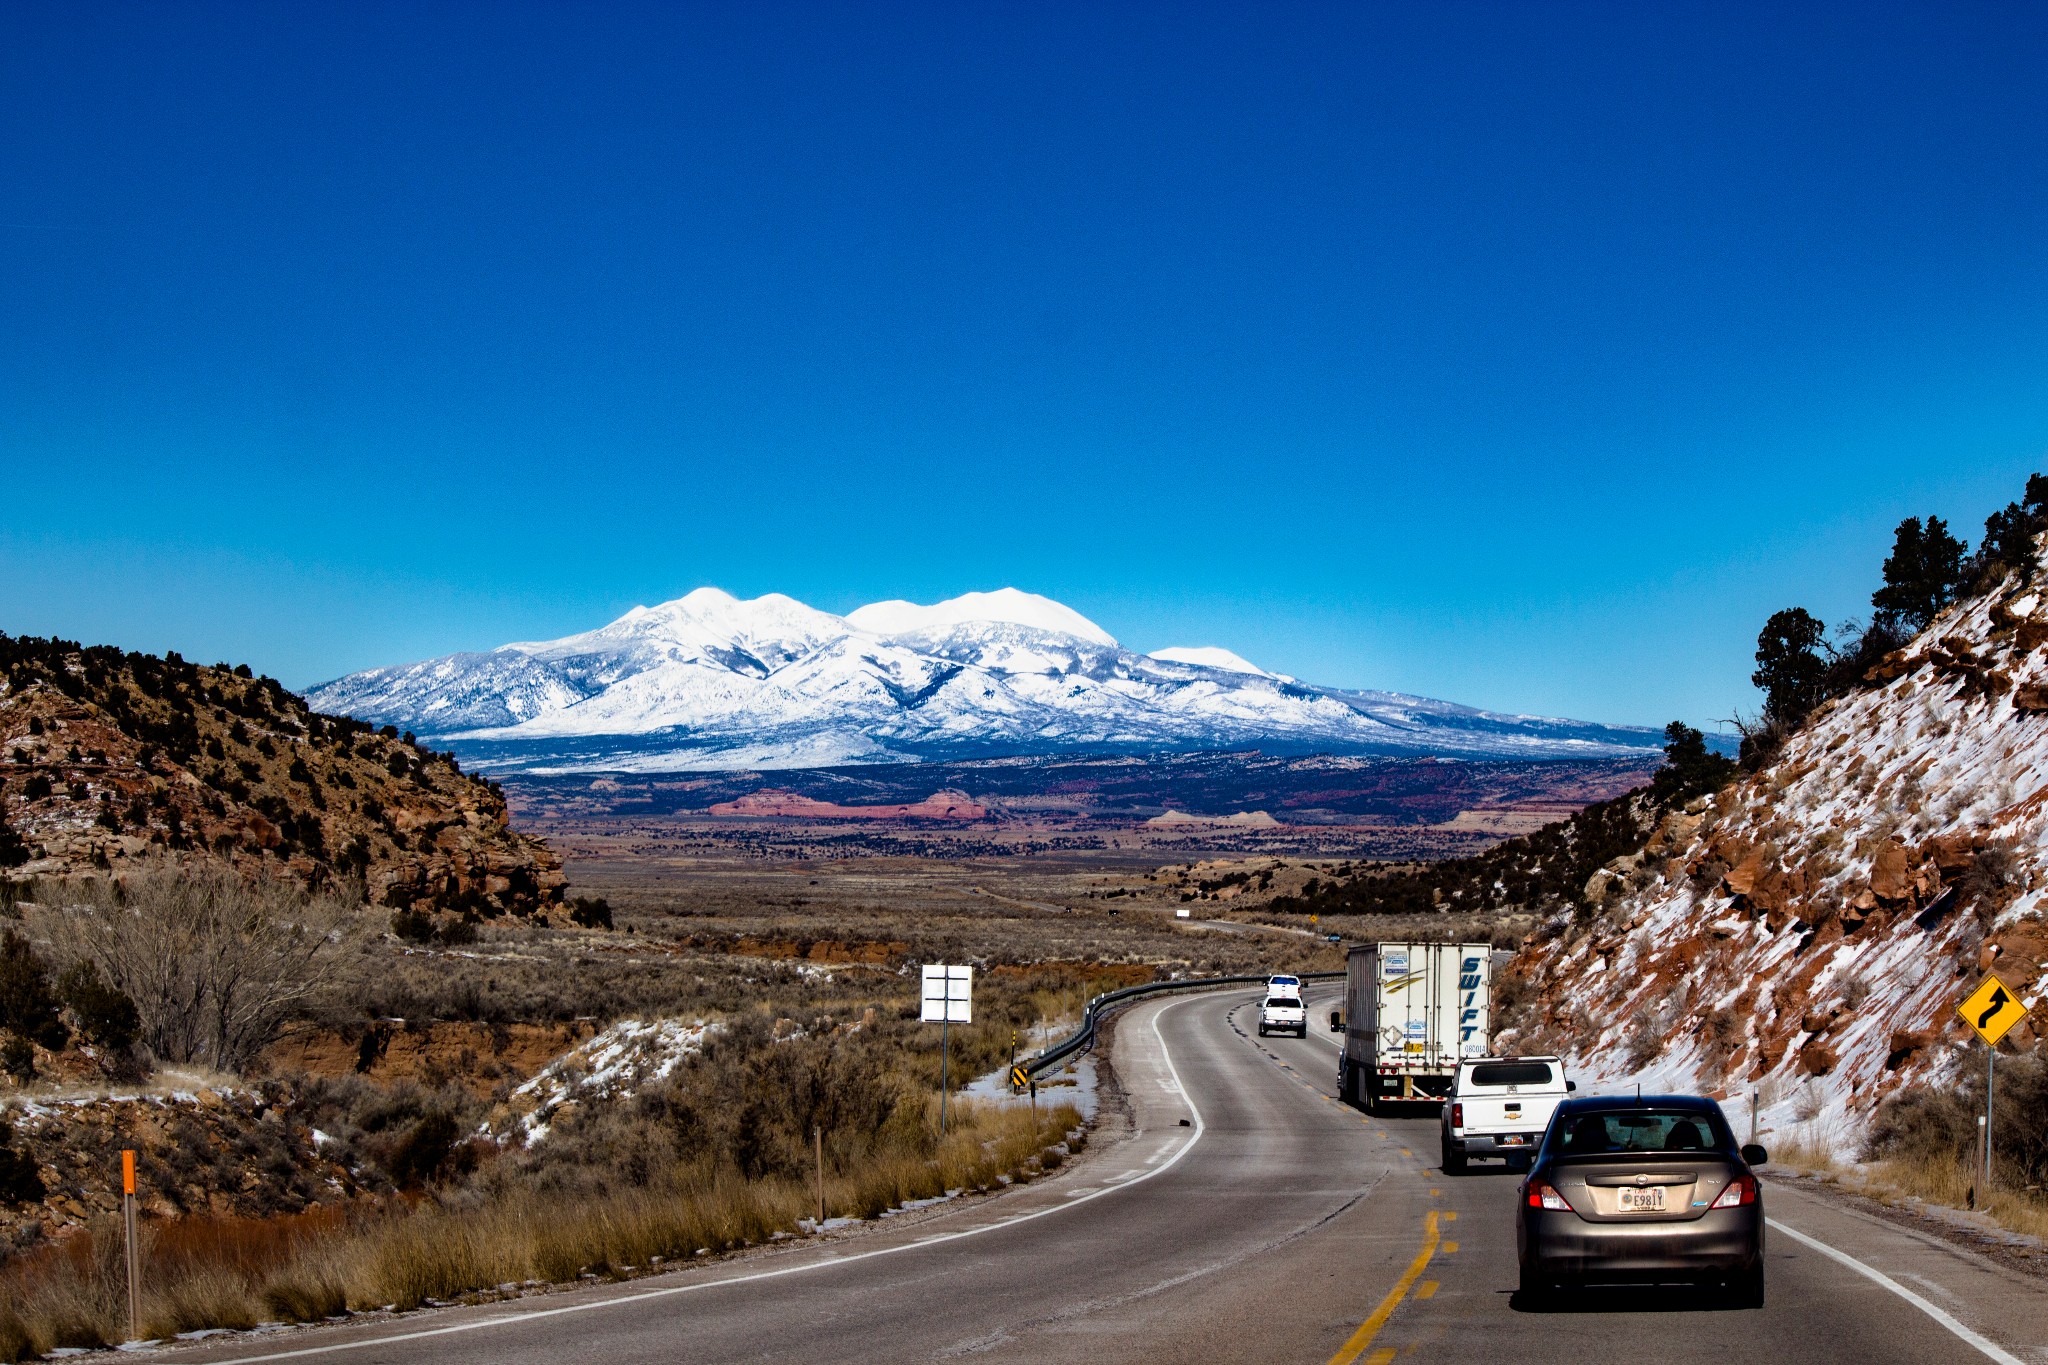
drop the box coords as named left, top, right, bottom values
left=1272, top=1015, right=2048, bottom=1363
left=172, top=985, right=2048, bottom=1364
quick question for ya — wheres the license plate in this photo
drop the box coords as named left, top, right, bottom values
left=1618, top=1187, right=1667, bottom=1212
left=1499, top=1135, right=1526, bottom=1146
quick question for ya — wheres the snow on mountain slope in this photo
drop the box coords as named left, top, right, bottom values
left=1146, top=646, right=1275, bottom=677
left=1494, top=552, right=2048, bottom=1156
left=306, top=587, right=1669, bottom=772
left=846, top=588, right=1116, bottom=646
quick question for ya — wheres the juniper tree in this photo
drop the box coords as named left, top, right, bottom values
left=1873, top=515, right=1969, bottom=633
left=1752, top=608, right=1831, bottom=730
left=1979, top=473, right=2048, bottom=580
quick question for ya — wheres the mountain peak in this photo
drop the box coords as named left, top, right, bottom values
left=847, top=589, right=1117, bottom=647
left=1147, top=646, right=1275, bottom=678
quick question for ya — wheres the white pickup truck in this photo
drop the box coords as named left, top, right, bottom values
left=1439, top=1055, right=1573, bottom=1174
left=1258, top=994, right=1307, bottom=1037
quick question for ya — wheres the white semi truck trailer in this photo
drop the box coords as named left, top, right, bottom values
left=1333, top=942, right=1492, bottom=1111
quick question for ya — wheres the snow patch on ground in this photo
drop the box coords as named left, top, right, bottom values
left=483, top=1018, right=718, bottom=1148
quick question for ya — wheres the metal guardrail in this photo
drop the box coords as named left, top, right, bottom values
left=1018, top=970, right=1346, bottom=1081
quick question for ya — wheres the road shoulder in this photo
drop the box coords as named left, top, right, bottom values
left=1765, top=1172, right=2048, bottom=1359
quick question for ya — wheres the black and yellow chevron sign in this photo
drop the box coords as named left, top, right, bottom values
left=1958, top=973, right=2028, bottom=1047
left=1011, top=1065, right=1030, bottom=1090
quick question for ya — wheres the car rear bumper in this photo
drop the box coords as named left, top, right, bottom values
left=1449, top=1133, right=1542, bottom=1154
left=1519, top=1207, right=1763, bottom=1281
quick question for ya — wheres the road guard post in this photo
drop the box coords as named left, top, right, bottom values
left=1958, top=972, right=2029, bottom=1188
left=122, top=1149, right=141, bottom=1342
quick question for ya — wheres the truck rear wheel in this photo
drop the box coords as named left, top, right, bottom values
left=1440, top=1138, right=1466, bottom=1175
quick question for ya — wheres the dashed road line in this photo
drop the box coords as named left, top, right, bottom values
left=1326, top=1210, right=1441, bottom=1365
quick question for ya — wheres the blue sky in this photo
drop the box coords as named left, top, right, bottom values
left=4, top=3, right=2046, bottom=732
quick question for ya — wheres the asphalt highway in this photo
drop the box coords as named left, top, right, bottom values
left=173, top=987, right=2048, bottom=1365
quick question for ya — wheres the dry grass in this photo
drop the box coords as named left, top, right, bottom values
left=1768, top=1137, right=2048, bottom=1245
left=0, top=1100, right=1077, bottom=1359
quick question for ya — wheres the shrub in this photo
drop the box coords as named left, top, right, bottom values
left=569, top=896, right=614, bottom=930
left=383, top=1112, right=461, bottom=1190
left=0, top=930, right=67, bottom=1051
left=57, top=961, right=140, bottom=1051
left=52, top=866, right=354, bottom=1073
left=0, top=1120, right=44, bottom=1204
left=1868, top=1055, right=2048, bottom=1187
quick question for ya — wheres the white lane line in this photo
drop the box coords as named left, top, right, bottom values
left=1766, top=1218, right=2024, bottom=1365
left=206, top=996, right=1213, bottom=1364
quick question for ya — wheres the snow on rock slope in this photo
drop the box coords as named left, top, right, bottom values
left=483, top=1018, right=719, bottom=1148
left=307, top=587, right=1669, bottom=773
left=1495, top=557, right=2048, bottom=1157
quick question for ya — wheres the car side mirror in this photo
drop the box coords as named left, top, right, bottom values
left=1740, top=1144, right=1768, bottom=1167
left=1329, top=1011, right=1343, bottom=1032
left=1566, top=1081, right=1577, bottom=1092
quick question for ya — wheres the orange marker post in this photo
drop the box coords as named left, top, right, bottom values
left=121, top=1150, right=140, bottom=1342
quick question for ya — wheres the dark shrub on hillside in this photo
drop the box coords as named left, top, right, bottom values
left=384, top=1111, right=464, bottom=1189
left=0, top=1120, right=44, bottom=1204
left=57, top=960, right=140, bottom=1051
left=1867, top=1053, right=2048, bottom=1186
left=0, top=930, right=67, bottom=1051
left=391, top=910, right=436, bottom=943
left=569, top=896, right=613, bottom=930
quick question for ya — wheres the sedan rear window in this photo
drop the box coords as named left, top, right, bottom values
left=1554, top=1109, right=1724, bottom=1154
left=1469, top=1062, right=1553, bottom=1087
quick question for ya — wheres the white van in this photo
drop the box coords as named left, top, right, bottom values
left=1259, top=994, right=1307, bottom=1038
left=1439, top=1055, right=1574, bottom=1174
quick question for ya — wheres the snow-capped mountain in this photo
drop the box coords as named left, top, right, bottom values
left=306, top=587, right=1669, bottom=773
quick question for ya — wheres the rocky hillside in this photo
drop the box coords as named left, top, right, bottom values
left=0, top=635, right=564, bottom=918
left=1494, top=547, right=2048, bottom=1153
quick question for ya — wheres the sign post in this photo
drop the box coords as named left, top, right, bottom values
left=122, top=1149, right=140, bottom=1343
left=813, top=1125, right=825, bottom=1227
left=921, top=965, right=972, bottom=1133
left=1957, top=973, right=2028, bottom=1189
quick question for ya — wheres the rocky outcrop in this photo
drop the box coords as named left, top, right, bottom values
left=706, top=788, right=988, bottom=821
left=0, top=636, right=565, bottom=918
left=0, top=1085, right=347, bottom=1246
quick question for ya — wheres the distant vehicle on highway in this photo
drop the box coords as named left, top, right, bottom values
left=1258, top=994, right=1307, bottom=1037
left=1334, top=942, right=1492, bottom=1111
left=1439, top=1055, right=1573, bottom=1174
left=1517, top=1094, right=1768, bottom=1306
left=1324, top=932, right=1342, bottom=943
left=1266, top=974, right=1302, bottom=999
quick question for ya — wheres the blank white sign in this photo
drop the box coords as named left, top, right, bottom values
left=920, top=964, right=972, bottom=1023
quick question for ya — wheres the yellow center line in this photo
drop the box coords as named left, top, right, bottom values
left=1366, top=1352, right=1395, bottom=1365
left=1415, top=1280, right=1438, bottom=1300
left=1326, top=1210, right=1440, bottom=1365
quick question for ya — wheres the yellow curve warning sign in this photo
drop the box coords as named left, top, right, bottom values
left=1958, top=973, right=2028, bottom=1047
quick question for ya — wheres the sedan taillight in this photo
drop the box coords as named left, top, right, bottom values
left=1709, top=1173, right=1758, bottom=1209
left=1526, top=1181, right=1573, bottom=1211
